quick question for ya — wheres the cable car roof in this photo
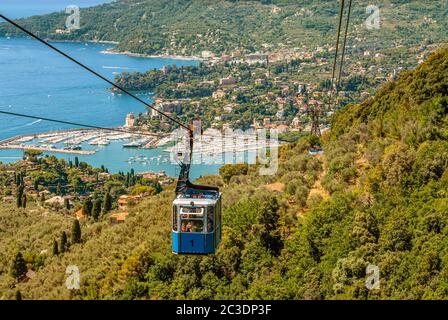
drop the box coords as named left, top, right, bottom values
left=176, top=185, right=220, bottom=199
left=173, top=196, right=220, bottom=206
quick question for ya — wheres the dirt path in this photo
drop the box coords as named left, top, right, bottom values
left=294, top=154, right=330, bottom=218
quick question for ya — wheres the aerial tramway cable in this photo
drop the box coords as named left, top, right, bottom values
left=328, top=0, right=352, bottom=123
left=1, top=9, right=354, bottom=137
left=0, top=14, right=225, bottom=144
left=0, top=110, right=163, bottom=138
left=1, top=6, right=356, bottom=255
left=0, top=14, right=217, bottom=195
left=0, top=14, right=190, bottom=133
left=337, top=0, right=353, bottom=89
left=330, top=0, right=346, bottom=99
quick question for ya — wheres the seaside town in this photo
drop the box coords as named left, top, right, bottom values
left=0, top=127, right=162, bottom=155
left=0, top=0, right=447, bottom=303
left=1, top=38, right=443, bottom=167
left=113, top=40, right=446, bottom=139
left=2, top=38, right=446, bottom=297
left=1, top=36, right=442, bottom=167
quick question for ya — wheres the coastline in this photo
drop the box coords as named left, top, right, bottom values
left=0, top=36, right=215, bottom=179
left=0, top=144, right=96, bottom=155
left=1, top=36, right=118, bottom=45
left=1, top=36, right=202, bottom=61
left=44, top=39, right=120, bottom=45
left=100, top=47, right=203, bottom=61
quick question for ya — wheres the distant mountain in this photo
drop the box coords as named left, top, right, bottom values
left=1, top=0, right=447, bottom=57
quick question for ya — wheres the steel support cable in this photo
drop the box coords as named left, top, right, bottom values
left=0, top=110, right=163, bottom=137
left=331, top=0, right=345, bottom=94
left=327, top=0, right=346, bottom=135
left=0, top=16, right=276, bottom=145
left=337, top=0, right=353, bottom=89
left=329, top=0, right=353, bottom=128
left=0, top=14, right=190, bottom=133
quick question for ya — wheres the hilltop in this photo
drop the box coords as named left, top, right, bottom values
left=0, top=47, right=446, bottom=299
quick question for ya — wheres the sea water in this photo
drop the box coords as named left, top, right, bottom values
left=0, top=37, right=226, bottom=180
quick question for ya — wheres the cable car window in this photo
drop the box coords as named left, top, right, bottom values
left=180, top=220, right=203, bottom=233
left=180, top=207, right=203, bottom=213
left=180, top=206, right=204, bottom=218
left=207, top=206, right=214, bottom=232
left=173, top=206, right=178, bottom=231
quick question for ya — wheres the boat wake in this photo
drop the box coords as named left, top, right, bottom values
left=25, top=119, right=42, bottom=126
left=0, top=119, right=42, bottom=133
left=102, top=66, right=134, bottom=70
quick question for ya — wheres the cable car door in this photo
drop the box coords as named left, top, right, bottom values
left=179, top=206, right=206, bottom=254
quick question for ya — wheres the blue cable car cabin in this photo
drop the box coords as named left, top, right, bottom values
left=172, top=189, right=222, bottom=254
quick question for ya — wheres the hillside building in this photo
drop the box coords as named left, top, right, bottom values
left=124, top=112, right=136, bottom=127
left=220, top=76, right=237, bottom=86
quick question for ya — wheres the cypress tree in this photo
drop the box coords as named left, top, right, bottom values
left=64, top=198, right=70, bottom=210
left=10, top=252, right=27, bottom=280
left=71, top=220, right=82, bottom=244
left=15, top=172, right=21, bottom=186
left=21, top=193, right=27, bottom=209
left=102, top=191, right=112, bottom=213
left=257, top=197, right=283, bottom=255
left=15, top=290, right=22, bottom=300
left=74, top=156, right=79, bottom=168
left=16, top=185, right=24, bottom=208
left=60, top=231, right=68, bottom=253
left=82, top=198, right=93, bottom=216
left=52, top=239, right=59, bottom=256
left=125, top=173, right=130, bottom=188
left=154, top=181, right=162, bottom=194
left=91, top=198, right=102, bottom=221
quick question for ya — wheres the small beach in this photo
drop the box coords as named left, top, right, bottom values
left=100, top=47, right=202, bottom=61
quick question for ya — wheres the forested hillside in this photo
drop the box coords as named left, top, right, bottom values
left=0, top=0, right=446, bottom=57
left=1, top=47, right=446, bottom=299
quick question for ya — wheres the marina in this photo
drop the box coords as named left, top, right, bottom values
left=0, top=38, right=276, bottom=179
left=0, top=128, right=165, bottom=155
left=164, top=130, right=282, bottom=157
left=0, top=144, right=96, bottom=155
left=0, top=127, right=278, bottom=161
left=0, top=37, right=200, bottom=176
left=124, top=154, right=169, bottom=166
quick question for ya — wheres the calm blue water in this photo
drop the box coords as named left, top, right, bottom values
left=0, top=37, right=223, bottom=179
left=0, top=37, right=197, bottom=137
left=1, top=0, right=112, bottom=19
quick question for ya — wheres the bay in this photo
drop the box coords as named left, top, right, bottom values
left=0, top=37, right=224, bottom=180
